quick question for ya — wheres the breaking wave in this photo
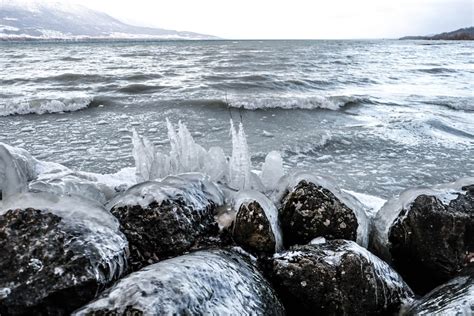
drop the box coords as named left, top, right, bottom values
left=0, top=96, right=93, bottom=116
left=215, top=95, right=370, bottom=111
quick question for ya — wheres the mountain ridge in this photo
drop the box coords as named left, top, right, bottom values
left=0, top=1, right=218, bottom=41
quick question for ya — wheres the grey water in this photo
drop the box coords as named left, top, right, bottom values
left=0, top=40, right=473, bottom=198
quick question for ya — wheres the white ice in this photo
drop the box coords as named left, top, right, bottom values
left=0, top=191, right=128, bottom=283
left=0, top=142, right=136, bottom=204
left=132, top=119, right=278, bottom=194
left=106, top=172, right=225, bottom=211
left=73, top=250, right=281, bottom=315
left=260, top=151, right=285, bottom=192
left=232, top=190, right=283, bottom=252
left=373, top=176, right=473, bottom=260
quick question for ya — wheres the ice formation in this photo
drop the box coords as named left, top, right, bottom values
left=132, top=120, right=229, bottom=183
left=272, top=240, right=414, bottom=310
left=232, top=190, right=283, bottom=252
left=131, top=119, right=278, bottom=193
left=373, top=176, right=474, bottom=254
left=0, top=191, right=129, bottom=282
left=0, top=142, right=136, bottom=204
left=228, top=120, right=252, bottom=190
left=0, top=143, right=37, bottom=198
left=106, top=172, right=225, bottom=211
left=342, top=189, right=387, bottom=218
left=73, top=250, right=284, bottom=315
left=274, top=171, right=370, bottom=247
left=260, top=150, right=285, bottom=192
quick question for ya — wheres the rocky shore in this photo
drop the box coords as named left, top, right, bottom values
left=0, top=135, right=472, bottom=315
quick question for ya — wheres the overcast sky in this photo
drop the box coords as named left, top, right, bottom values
left=11, top=0, right=474, bottom=38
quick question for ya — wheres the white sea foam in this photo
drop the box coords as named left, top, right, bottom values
left=0, top=96, right=92, bottom=116
left=226, top=95, right=361, bottom=111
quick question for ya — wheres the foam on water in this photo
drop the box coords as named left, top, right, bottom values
left=225, top=95, right=365, bottom=111
left=0, top=96, right=92, bottom=116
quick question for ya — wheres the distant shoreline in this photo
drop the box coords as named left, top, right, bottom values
left=400, top=26, right=473, bottom=40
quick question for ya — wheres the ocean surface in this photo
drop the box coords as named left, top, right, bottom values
left=0, top=40, right=472, bottom=198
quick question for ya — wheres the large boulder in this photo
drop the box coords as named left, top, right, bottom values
left=278, top=172, right=369, bottom=247
left=73, top=249, right=285, bottom=315
left=265, top=239, right=414, bottom=315
left=0, top=192, right=129, bottom=316
left=232, top=191, right=283, bottom=257
left=407, top=266, right=473, bottom=315
left=371, top=178, right=474, bottom=294
left=107, top=173, right=225, bottom=270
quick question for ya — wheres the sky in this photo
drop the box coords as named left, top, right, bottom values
left=7, top=0, right=474, bottom=39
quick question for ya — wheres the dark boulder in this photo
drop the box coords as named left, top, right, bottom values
left=279, top=179, right=368, bottom=247
left=265, top=239, right=414, bottom=315
left=407, top=266, right=473, bottom=315
left=107, top=174, right=225, bottom=270
left=372, top=179, right=473, bottom=294
left=73, top=249, right=285, bottom=316
left=232, top=191, right=282, bottom=257
left=0, top=192, right=128, bottom=316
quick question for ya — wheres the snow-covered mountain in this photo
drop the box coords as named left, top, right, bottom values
left=0, top=0, right=217, bottom=40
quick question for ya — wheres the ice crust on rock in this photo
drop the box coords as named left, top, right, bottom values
left=73, top=250, right=285, bottom=315
left=276, top=171, right=370, bottom=247
left=372, top=176, right=474, bottom=258
left=0, top=192, right=129, bottom=314
left=0, top=191, right=129, bottom=280
left=232, top=190, right=283, bottom=252
left=270, top=240, right=414, bottom=314
left=106, top=172, right=224, bottom=211
left=407, top=269, right=474, bottom=315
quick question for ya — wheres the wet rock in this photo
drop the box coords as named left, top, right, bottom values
left=372, top=178, right=474, bottom=294
left=107, top=174, right=225, bottom=270
left=407, top=266, right=473, bottom=315
left=0, top=193, right=128, bottom=316
left=279, top=180, right=360, bottom=247
left=266, top=239, right=414, bottom=315
left=232, top=191, right=282, bottom=256
left=73, top=249, right=285, bottom=316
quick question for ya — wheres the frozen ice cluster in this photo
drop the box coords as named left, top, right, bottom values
left=132, top=119, right=285, bottom=193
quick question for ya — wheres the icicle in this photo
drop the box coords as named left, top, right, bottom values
left=132, top=129, right=158, bottom=182
left=228, top=120, right=252, bottom=190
